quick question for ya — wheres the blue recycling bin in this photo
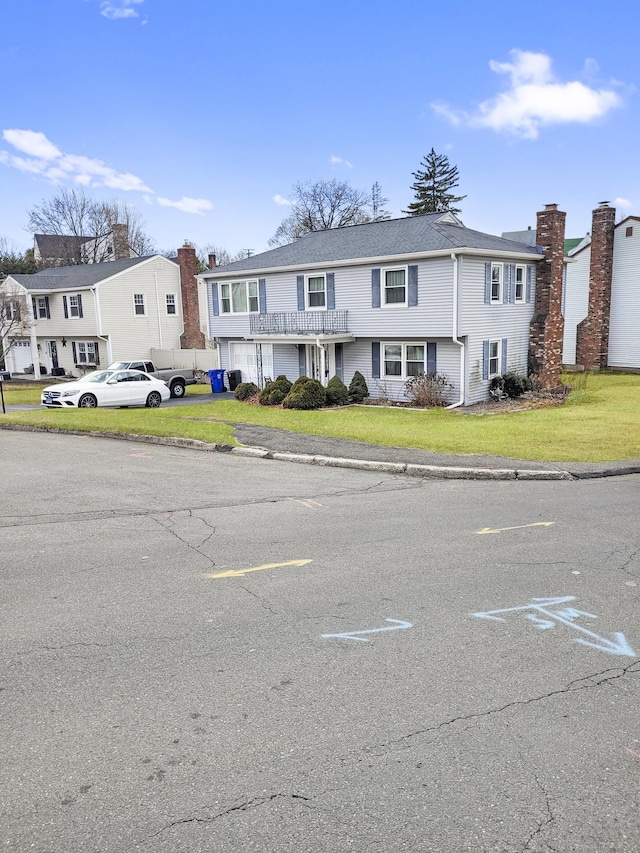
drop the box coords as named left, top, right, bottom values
left=208, top=368, right=225, bottom=393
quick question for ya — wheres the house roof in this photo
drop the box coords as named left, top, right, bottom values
left=34, top=233, right=93, bottom=258
left=502, top=228, right=580, bottom=255
left=9, top=255, right=170, bottom=292
left=204, top=214, right=542, bottom=278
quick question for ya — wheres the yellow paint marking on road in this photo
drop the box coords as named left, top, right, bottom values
left=476, top=522, right=555, bottom=535
left=288, top=498, right=324, bottom=509
left=207, top=559, right=313, bottom=579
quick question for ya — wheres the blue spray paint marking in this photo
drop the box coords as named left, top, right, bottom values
left=322, top=618, right=413, bottom=642
left=471, top=596, right=635, bottom=657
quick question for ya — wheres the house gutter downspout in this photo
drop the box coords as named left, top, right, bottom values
left=92, top=286, right=112, bottom=366
left=315, top=337, right=326, bottom=386
left=154, top=272, right=163, bottom=349
left=446, top=252, right=465, bottom=409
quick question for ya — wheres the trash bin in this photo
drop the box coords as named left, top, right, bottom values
left=207, top=368, right=226, bottom=393
left=227, top=370, right=241, bottom=391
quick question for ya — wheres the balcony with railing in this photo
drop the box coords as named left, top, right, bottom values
left=249, top=310, right=349, bottom=336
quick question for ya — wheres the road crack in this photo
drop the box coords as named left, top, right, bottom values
left=149, top=793, right=312, bottom=838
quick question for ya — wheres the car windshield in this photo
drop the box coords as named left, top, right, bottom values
left=79, top=370, right=116, bottom=384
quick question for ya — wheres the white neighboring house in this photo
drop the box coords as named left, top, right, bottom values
left=1, top=252, right=201, bottom=378
left=199, top=213, right=544, bottom=405
left=563, top=206, right=640, bottom=369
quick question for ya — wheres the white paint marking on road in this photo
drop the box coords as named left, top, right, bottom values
left=322, top=618, right=413, bottom=642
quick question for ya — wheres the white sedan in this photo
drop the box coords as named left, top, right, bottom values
left=41, top=369, right=171, bottom=409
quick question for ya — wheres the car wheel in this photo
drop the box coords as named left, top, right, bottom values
left=78, top=394, right=98, bottom=408
left=146, top=391, right=162, bottom=408
left=170, top=380, right=185, bottom=398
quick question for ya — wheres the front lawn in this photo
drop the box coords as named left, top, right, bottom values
left=2, top=372, right=639, bottom=463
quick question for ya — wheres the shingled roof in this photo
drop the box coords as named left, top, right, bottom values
left=9, top=256, right=166, bottom=292
left=204, top=213, right=542, bottom=277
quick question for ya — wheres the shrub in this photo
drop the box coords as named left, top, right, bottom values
left=234, top=382, right=259, bottom=401
left=490, top=371, right=533, bottom=399
left=282, top=377, right=326, bottom=409
left=404, top=372, right=454, bottom=408
left=348, top=371, right=369, bottom=403
left=259, top=375, right=293, bottom=405
left=325, top=375, right=349, bottom=406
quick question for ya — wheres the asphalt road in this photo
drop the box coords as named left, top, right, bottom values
left=2, top=431, right=639, bottom=852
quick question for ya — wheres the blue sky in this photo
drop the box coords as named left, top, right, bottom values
left=1, top=0, right=637, bottom=257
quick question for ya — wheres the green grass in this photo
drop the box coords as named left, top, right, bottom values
left=2, top=372, right=639, bottom=462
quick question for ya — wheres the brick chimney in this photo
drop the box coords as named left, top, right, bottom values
left=575, top=202, right=616, bottom=369
left=528, top=203, right=566, bottom=386
left=178, top=242, right=205, bottom=349
left=208, top=253, right=217, bottom=270
left=111, top=224, right=130, bottom=260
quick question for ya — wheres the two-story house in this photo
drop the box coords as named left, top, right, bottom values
left=1, top=244, right=205, bottom=377
left=199, top=213, right=543, bottom=405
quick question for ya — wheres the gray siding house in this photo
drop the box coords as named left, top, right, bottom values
left=200, top=213, right=542, bottom=405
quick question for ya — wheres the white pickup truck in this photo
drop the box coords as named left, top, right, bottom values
left=107, top=361, right=197, bottom=398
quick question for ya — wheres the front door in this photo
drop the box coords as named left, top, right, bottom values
left=48, top=340, right=59, bottom=370
left=305, top=343, right=333, bottom=386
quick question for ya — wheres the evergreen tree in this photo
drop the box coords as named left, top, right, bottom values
left=403, top=149, right=466, bottom=216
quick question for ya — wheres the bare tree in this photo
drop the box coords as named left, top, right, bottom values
left=0, top=289, right=30, bottom=370
left=26, top=189, right=155, bottom=266
left=269, top=179, right=387, bottom=247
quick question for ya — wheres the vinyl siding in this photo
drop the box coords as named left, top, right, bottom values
left=97, top=258, right=183, bottom=360
left=609, top=225, right=640, bottom=368
left=562, top=247, right=590, bottom=364
left=208, top=258, right=454, bottom=339
left=460, top=256, right=536, bottom=403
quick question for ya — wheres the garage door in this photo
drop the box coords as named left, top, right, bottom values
left=229, top=343, right=273, bottom=385
left=8, top=340, right=32, bottom=373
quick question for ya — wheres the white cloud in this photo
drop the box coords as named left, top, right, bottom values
left=1, top=129, right=153, bottom=192
left=614, top=197, right=632, bottom=209
left=433, top=50, right=623, bottom=139
left=100, top=0, right=144, bottom=20
left=273, top=194, right=293, bottom=206
left=0, top=128, right=213, bottom=215
left=3, top=129, right=61, bottom=159
left=330, top=155, right=352, bottom=168
left=156, top=196, right=213, bottom=215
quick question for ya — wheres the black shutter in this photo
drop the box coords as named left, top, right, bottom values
left=63, top=295, right=68, bottom=318
left=94, top=342, right=100, bottom=366
left=45, top=296, right=51, bottom=318
left=408, top=265, right=418, bottom=306
left=371, top=269, right=381, bottom=308
left=326, top=273, right=335, bottom=310
left=77, top=294, right=83, bottom=318
left=297, top=276, right=305, bottom=311
left=32, top=298, right=37, bottom=318
left=371, top=342, right=380, bottom=379
left=427, top=342, right=437, bottom=375
left=335, top=342, right=343, bottom=380
left=258, top=278, right=267, bottom=313
left=72, top=341, right=77, bottom=363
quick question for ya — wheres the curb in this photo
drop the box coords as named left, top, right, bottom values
left=0, top=422, right=574, bottom=480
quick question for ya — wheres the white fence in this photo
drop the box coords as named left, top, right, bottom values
left=151, top=347, right=219, bottom=371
